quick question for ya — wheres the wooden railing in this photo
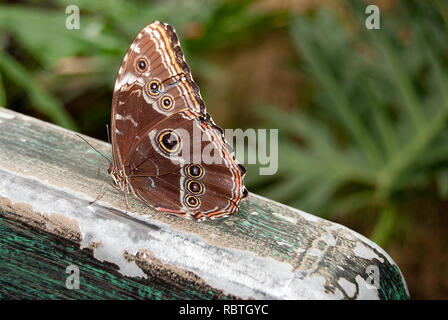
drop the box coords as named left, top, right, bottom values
left=0, top=107, right=409, bottom=299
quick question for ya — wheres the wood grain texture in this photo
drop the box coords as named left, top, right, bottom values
left=0, top=107, right=409, bottom=299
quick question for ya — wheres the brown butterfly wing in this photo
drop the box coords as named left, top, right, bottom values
left=126, top=110, right=246, bottom=219
left=111, top=22, right=203, bottom=168
left=110, top=21, right=247, bottom=220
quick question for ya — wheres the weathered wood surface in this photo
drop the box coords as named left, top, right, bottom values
left=0, top=107, right=409, bottom=299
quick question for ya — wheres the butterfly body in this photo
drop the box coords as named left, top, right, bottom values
left=110, top=21, right=247, bottom=221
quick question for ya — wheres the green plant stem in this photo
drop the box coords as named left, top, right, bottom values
left=375, top=36, right=425, bottom=131
left=371, top=203, right=396, bottom=247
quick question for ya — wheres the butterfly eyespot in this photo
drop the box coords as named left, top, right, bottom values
left=136, top=58, right=148, bottom=72
left=158, top=130, right=180, bottom=153
left=185, top=195, right=200, bottom=209
left=186, top=180, right=203, bottom=195
left=186, top=164, right=203, bottom=179
left=148, top=80, right=161, bottom=96
left=161, top=96, right=173, bottom=110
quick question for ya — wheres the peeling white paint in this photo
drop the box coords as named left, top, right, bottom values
left=272, top=211, right=297, bottom=224
left=308, top=248, right=323, bottom=257
left=251, top=193, right=321, bottom=223
left=321, top=232, right=336, bottom=246
left=295, top=247, right=306, bottom=254
left=338, top=277, right=356, bottom=298
left=0, top=167, right=407, bottom=299
left=276, top=240, right=293, bottom=247
left=287, top=275, right=344, bottom=300
left=0, top=111, right=15, bottom=119
left=354, top=242, right=384, bottom=263
left=325, top=224, right=355, bottom=240
left=355, top=275, right=380, bottom=300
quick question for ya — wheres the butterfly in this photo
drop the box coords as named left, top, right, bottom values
left=108, top=21, right=247, bottom=221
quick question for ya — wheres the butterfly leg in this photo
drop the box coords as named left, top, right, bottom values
left=124, top=192, right=130, bottom=214
left=89, top=175, right=108, bottom=205
left=89, top=168, right=119, bottom=205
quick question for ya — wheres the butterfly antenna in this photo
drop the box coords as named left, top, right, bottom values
left=75, top=133, right=112, bottom=165
left=106, top=124, right=111, bottom=145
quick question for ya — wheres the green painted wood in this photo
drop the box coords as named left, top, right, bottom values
left=0, top=107, right=409, bottom=299
left=0, top=210, right=234, bottom=300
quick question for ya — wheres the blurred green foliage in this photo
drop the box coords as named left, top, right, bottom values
left=0, top=0, right=447, bottom=254
left=248, top=1, right=448, bottom=246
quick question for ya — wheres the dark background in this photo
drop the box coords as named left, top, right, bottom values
left=0, top=0, right=446, bottom=299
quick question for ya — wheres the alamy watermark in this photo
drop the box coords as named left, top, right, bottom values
left=365, top=5, right=380, bottom=30
left=365, top=265, right=380, bottom=289
left=160, top=127, right=278, bottom=175
left=229, top=128, right=278, bottom=176
left=65, top=264, right=80, bottom=289
left=65, top=5, right=80, bottom=30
